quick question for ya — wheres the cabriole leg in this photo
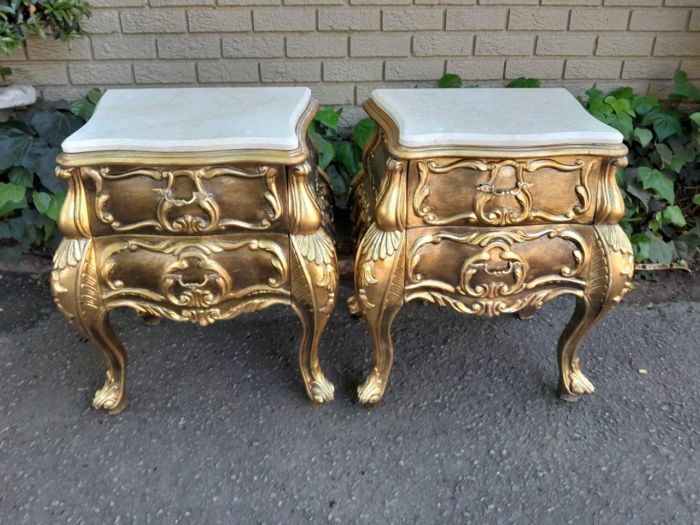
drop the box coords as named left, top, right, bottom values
left=348, top=223, right=406, bottom=405
left=290, top=231, right=337, bottom=404
left=557, top=225, right=633, bottom=401
left=556, top=295, right=600, bottom=400
left=51, top=238, right=128, bottom=413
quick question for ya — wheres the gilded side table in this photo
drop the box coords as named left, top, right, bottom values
left=52, top=87, right=337, bottom=413
left=349, top=88, right=633, bottom=404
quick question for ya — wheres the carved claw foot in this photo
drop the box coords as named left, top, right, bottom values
left=558, top=358, right=595, bottom=402
left=307, top=375, right=335, bottom=404
left=92, top=371, right=127, bottom=414
left=357, top=369, right=387, bottom=405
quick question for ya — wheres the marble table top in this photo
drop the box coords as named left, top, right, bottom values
left=62, top=87, right=312, bottom=153
left=370, top=88, right=623, bottom=149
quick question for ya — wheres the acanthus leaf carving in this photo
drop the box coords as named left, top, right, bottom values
left=293, top=229, right=338, bottom=313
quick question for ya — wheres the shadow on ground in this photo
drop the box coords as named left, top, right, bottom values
left=0, top=272, right=698, bottom=523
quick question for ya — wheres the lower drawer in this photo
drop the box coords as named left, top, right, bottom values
left=404, top=225, right=594, bottom=317
left=93, top=233, right=290, bottom=324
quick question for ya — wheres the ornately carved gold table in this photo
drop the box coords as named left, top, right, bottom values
left=51, top=87, right=337, bottom=413
left=349, top=88, right=634, bottom=404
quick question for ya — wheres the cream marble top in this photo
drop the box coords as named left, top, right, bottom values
left=62, top=87, right=312, bottom=153
left=370, top=88, right=623, bottom=149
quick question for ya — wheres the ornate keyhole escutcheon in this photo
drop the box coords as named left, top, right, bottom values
left=459, top=241, right=528, bottom=298
left=161, top=247, right=231, bottom=308
left=474, top=161, right=534, bottom=226
left=154, top=170, right=220, bottom=234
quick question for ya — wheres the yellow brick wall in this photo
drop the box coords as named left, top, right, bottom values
left=3, top=2, right=699, bottom=120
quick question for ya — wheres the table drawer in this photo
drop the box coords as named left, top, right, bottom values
left=80, top=164, right=288, bottom=236
left=404, top=225, right=593, bottom=317
left=93, top=233, right=290, bottom=325
left=407, top=156, right=601, bottom=227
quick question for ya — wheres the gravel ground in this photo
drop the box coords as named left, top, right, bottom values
left=0, top=272, right=698, bottom=524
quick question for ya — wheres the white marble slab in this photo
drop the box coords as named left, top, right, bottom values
left=371, top=88, right=623, bottom=148
left=62, top=87, right=312, bottom=153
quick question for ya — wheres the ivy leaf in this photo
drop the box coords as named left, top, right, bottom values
left=0, top=124, right=34, bottom=170
left=670, top=69, right=700, bottom=101
left=7, top=216, right=26, bottom=242
left=641, top=110, right=683, bottom=141
left=47, top=192, right=65, bottom=221
left=507, top=77, right=541, bottom=88
left=626, top=180, right=651, bottom=212
left=669, top=156, right=685, bottom=174
left=586, top=96, right=607, bottom=120
left=314, top=107, right=342, bottom=130
left=438, top=73, right=462, bottom=88
left=631, top=232, right=651, bottom=262
left=351, top=118, right=376, bottom=150
left=661, top=205, right=686, bottom=228
left=324, top=165, right=347, bottom=201
left=690, top=112, right=700, bottom=127
left=21, top=143, right=64, bottom=194
left=609, top=87, right=635, bottom=100
left=648, top=235, right=676, bottom=264
left=69, top=98, right=94, bottom=121
left=0, top=182, right=27, bottom=217
left=30, top=109, right=83, bottom=147
left=335, top=142, right=360, bottom=184
left=655, top=143, right=673, bottom=167
left=32, top=191, right=52, bottom=215
left=308, top=130, right=335, bottom=170
left=616, top=167, right=626, bottom=187
left=632, top=95, right=658, bottom=115
left=605, top=95, right=635, bottom=117
left=649, top=212, right=662, bottom=233
left=637, top=167, right=675, bottom=204
left=633, top=128, right=653, bottom=148
left=87, top=88, right=102, bottom=105
left=8, top=166, right=33, bottom=187
left=675, top=225, right=700, bottom=260
left=585, top=87, right=604, bottom=100
left=693, top=194, right=700, bottom=206
left=604, top=112, right=633, bottom=141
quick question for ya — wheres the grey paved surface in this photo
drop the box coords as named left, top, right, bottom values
left=0, top=272, right=698, bottom=524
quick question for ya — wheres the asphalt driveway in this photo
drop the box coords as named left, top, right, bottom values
left=0, top=272, right=698, bottom=524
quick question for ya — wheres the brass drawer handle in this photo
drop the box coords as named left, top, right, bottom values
left=476, top=181, right=532, bottom=197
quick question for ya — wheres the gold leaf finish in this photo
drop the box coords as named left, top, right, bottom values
left=83, top=165, right=283, bottom=234
left=51, top=110, right=338, bottom=412
left=412, top=157, right=597, bottom=227
left=351, top=104, right=633, bottom=404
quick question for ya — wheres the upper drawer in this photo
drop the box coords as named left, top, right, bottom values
left=407, top=156, right=602, bottom=227
left=78, top=164, right=288, bottom=236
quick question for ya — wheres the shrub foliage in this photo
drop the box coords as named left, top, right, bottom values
left=1, top=74, right=698, bottom=266
left=578, top=71, right=700, bottom=264
left=0, top=0, right=90, bottom=54
left=0, top=89, right=100, bottom=262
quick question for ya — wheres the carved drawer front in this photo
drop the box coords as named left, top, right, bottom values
left=93, top=234, right=290, bottom=326
left=405, top=225, right=594, bottom=317
left=408, top=157, right=601, bottom=227
left=81, top=164, right=288, bottom=236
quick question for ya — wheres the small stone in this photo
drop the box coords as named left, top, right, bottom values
left=638, top=368, right=648, bottom=375
left=0, top=84, right=36, bottom=110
